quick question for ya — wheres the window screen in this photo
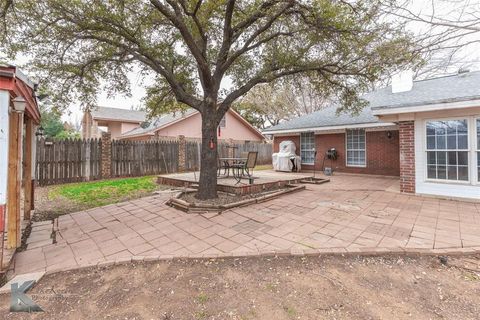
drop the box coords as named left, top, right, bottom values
left=426, top=120, right=468, bottom=181
left=300, top=132, right=315, bottom=164
left=346, top=129, right=366, bottom=166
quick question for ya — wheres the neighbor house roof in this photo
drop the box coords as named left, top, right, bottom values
left=120, top=108, right=198, bottom=138
left=120, top=108, right=265, bottom=140
left=263, top=70, right=480, bottom=134
left=90, top=106, right=146, bottom=123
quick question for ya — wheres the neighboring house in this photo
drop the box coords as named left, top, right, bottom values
left=82, top=106, right=146, bottom=139
left=119, top=108, right=265, bottom=142
left=264, top=70, right=480, bottom=200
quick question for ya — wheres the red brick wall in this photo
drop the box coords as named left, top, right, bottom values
left=398, top=121, right=415, bottom=193
left=273, top=130, right=400, bottom=176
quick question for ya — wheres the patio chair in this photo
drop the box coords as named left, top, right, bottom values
left=217, top=156, right=230, bottom=177
left=231, top=151, right=258, bottom=181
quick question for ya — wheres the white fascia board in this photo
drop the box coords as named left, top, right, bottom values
left=263, top=122, right=396, bottom=135
left=0, top=90, right=10, bottom=204
left=118, top=132, right=155, bottom=139
left=372, top=98, right=480, bottom=116
left=14, top=68, right=36, bottom=90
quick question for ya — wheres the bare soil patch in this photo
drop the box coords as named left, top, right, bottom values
left=33, top=178, right=168, bottom=222
left=1, top=255, right=479, bottom=319
left=33, top=187, right=86, bottom=222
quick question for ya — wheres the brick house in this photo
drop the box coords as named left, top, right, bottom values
left=264, top=70, right=480, bottom=200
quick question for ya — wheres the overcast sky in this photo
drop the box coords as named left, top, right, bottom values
left=14, top=0, right=480, bottom=124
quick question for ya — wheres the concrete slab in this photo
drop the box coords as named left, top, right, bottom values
left=8, top=172, right=480, bottom=278
left=0, top=271, right=45, bottom=294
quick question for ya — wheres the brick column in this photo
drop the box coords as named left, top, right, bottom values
left=399, top=121, right=415, bottom=193
left=178, top=135, right=186, bottom=172
left=101, top=132, right=112, bottom=178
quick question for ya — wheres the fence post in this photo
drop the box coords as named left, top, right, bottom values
left=178, top=135, right=186, bottom=172
left=228, top=138, right=235, bottom=158
left=84, top=140, right=91, bottom=181
left=101, top=132, right=112, bottom=178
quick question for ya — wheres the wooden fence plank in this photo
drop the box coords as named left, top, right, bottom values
left=36, top=137, right=271, bottom=185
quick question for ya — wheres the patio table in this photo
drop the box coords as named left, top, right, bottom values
left=218, top=157, right=247, bottom=177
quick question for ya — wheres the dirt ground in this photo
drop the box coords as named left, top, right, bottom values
left=180, top=188, right=290, bottom=206
left=1, top=255, right=479, bottom=320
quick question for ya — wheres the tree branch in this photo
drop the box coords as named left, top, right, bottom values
left=214, top=0, right=236, bottom=84
left=150, top=0, right=213, bottom=90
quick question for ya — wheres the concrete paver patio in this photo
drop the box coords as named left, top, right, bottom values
left=12, top=173, right=480, bottom=276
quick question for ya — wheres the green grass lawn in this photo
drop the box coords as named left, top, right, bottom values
left=48, top=176, right=160, bottom=207
left=254, top=164, right=273, bottom=171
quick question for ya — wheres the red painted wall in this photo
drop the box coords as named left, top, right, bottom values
left=273, top=130, right=400, bottom=176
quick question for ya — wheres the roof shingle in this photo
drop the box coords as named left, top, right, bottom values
left=120, top=109, right=197, bottom=138
left=91, top=106, right=146, bottom=122
left=263, top=70, right=480, bottom=133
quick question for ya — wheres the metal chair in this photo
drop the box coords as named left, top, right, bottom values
left=217, top=156, right=229, bottom=177
left=232, top=151, right=258, bottom=181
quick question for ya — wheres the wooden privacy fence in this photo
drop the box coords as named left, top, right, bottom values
left=185, top=140, right=201, bottom=171
left=36, top=138, right=101, bottom=186
left=36, top=132, right=273, bottom=186
left=184, top=140, right=273, bottom=169
left=111, top=140, right=179, bottom=177
left=235, top=142, right=272, bottom=165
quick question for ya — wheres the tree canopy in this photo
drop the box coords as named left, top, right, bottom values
left=39, top=107, right=81, bottom=140
left=2, top=0, right=418, bottom=113
left=235, top=78, right=331, bottom=129
left=1, top=0, right=420, bottom=198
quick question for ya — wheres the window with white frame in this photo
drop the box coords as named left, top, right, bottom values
left=300, top=132, right=315, bottom=164
left=346, top=129, right=366, bottom=167
left=426, top=120, right=469, bottom=181
left=477, top=119, right=480, bottom=181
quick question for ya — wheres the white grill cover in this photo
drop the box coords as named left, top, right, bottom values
left=272, top=140, right=301, bottom=172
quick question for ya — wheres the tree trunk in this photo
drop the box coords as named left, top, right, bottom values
left=196, top=108, right=218, bottom=200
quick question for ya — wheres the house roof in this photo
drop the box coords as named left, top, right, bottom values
left=369, top=70, right=480, bottom=111
left=119, top=109, right=198, bottom=138
left=263, top=70, right=480, bottom=134
left=91, top=106, right=146, bottom=122
left=262, top=105, right=384, bottom=134
left=0, top=65, right=40, bottom=124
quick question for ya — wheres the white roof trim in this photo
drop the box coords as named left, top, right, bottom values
left=264, top=122, right=395, bottom=135
left=372, top=98, right=480, bottom=116
left=93, top=117, right=143, bottom=123
left=118, top=131, right=155, bottom=139
left=15, top=68, right=36, bottom=90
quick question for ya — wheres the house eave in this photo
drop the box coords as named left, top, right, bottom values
left=263, top=122, right=396, bottom=135
left=93, top=117, right=144, bottom=124
left=118, top=131, right=155, bottom=139
left=372, top=98, right=480, bottom=116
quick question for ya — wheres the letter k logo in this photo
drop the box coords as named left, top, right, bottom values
left=10, top=280, right=43, bottom=312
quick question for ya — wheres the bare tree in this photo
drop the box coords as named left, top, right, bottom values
left=382, top=0, right=480, bottom=77
left=236, top=79, right=330, bottom=129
